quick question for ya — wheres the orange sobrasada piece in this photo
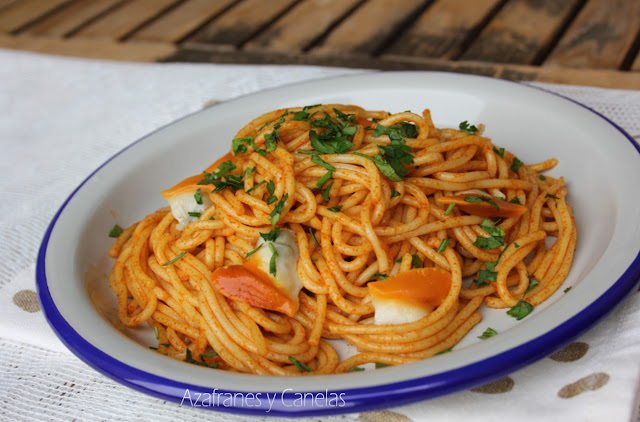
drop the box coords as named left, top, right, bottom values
left=368, top=267, right=452, bottom=308
left=161, top=151, right=233, bottom=199
left=210, top=263, right=298, bottom=317
left=437, top=194, right=527, bottom=218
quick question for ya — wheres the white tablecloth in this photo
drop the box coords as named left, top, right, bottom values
left=1, top=48, right=640, bottom=422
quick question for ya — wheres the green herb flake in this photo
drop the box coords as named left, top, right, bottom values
left=268, top=242, right=278, bottom=276
left=411, top=254, right=422, bottom=268
left=539, top=175, right=546, bottom=181
left=260, top=228, right=280, bottom=243
left=391, top=190, right=401, bottom=198
left=444, top=202, right=456, bottom=216
left=459, top=120, right=478, bottom=135
left=322, top=181, right=334, bottom=202
left=328, top=205, right=342, bottom=213
left=506, top=301, right=534, bottom=320
left=348, top=367, right=365, bottom=372
left=375, top=362, right=390, bottom=369
left=162, top=251, right=187, bottom=266
left=316, top=170, right=333, bottom=189
left=478, top=327, right=498, bottom=339
left=436, top=348, right=453, bottom=355
left=154, top=326, right=159, bottom=340
left=309, top=227, right=320, bottom=247
left=270, top=193, right=289, bottom=225
left=509, top=197, right=522, bottom=205
left=473, top=219, right=505, bottom=250
left=194, top=188, right=203, bottom=205
left=464, top=195, right=499, bottom=211
left=436, top=239, right=450, bottom=253
left=545, top=193, right=560, bottom=200
left=510, top=157, right=523, bottom=172
left=311, top=154, right=336, bottom=172
left=108, top=224, right=123, bottom=238
left=245, top=244, right=263, bottom=258
left=370, top=272, right=389, bottom=280
left=186, top=348, right=219, bottom=369
left=289, top=356, right=312, bottom=372
left=525, top=278, right=539, bottom=295
left=187, top=211, right=201, bottom=218
left=493, top=147, right=505, bottom=157
left=246, top=180, right=266, bottom=193
left=564, top=286, right=572, bottom=293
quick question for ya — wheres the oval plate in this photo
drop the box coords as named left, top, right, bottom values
left=37, top=72, right=640, bottom=417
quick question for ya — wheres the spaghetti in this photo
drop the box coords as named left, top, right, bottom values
left=107, top=104, right=576, bottom=375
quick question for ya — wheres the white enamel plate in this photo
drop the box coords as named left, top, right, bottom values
left=37, top=72, right=640, bottom=417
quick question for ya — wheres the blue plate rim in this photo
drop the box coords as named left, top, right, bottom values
left=35, top=71, right=640, bottom=417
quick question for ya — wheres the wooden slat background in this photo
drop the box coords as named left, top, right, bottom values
left=1, top=0, right=639, bottom=88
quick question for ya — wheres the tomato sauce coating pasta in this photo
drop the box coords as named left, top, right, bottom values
left=107, top=104, right=576, bottom=375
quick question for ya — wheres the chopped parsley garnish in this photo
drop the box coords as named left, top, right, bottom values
left=539, top=175, right=546, bottom=181
left=187, top=211, right=201, bottom=218
left=194, top=188, right=203, bottom=205
left=348, top=367, right=365, bottom=372
left=478, top=328, right=498, bottom=339
left=510, top=157, right=523, bottom=172
left=545, top=193, right=559, bottom=199
left=162, top=251, right=187, bottom=266
left=444, top=202, right=456, bottom=216
left=266, top=180, right=277, bottom=205
left=476, top=260, right=497, bottom=287
left=506, top=301, right=534, bottom=320
left=464, top=195, right=499, bottom=211
left=186, top=349, right=219, bottom=369
left=108, top=224, right=123, bottom=238
left=375, top=362, right=390, bottom=369
left=391, top=190, right=401, bottom=198
left=304, top=109, right=357, bottom=154
left=436, top=348, right=452, bottom=355
left=525, top=278, right=539, bottom=295
left=200, top=351, right=218, bottom=358
left=309, top=227, right=320, bottom=247
left=289, top=356, right=312, bottom=372
left=411, top=254, right=422, bottom=268
left=232, top=136, right=252, bottom=155
left=354, top=123, right=416, bottom=182
left=245, top=244, right=263, bottom=258
left=564, top=286, right=572, bottom=293
left=260, top=227, right=280, bottom=242
left=316, top=170, right=333, bottom=189
left=311, top=154, right=336, bottom=172
left=328, top=205, right=342, bottom=213
left=473, top=219, right=505, bottom=250
left=270, top=193, right=289, bottom=225
left=514, top=242, right=520, bottom=248
left=436, top=239, right=449, bottom=253
left=268, top=242, right=278, bottom=276
left=370, top=272, right=389, bottom=280
left=493, top=146, right=505, bottom=157
left=509, top=197, right=522, bottom=205
left=459, top=120, right=478, bottom=135
left=246, top=180, right=266, bottom=193
left=322, top=181, right=333, bottom=202
left=291, top=104, right=321, bottom=121
left=154, top=326, right=159, bottom=340
left=198, top=161, right=253, bottom=194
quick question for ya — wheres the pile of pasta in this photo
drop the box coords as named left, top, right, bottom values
left=108, top=104, right=576, bottom=375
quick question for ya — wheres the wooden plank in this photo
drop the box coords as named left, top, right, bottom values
left=544, top=0, right=640, bottom=69
left=0, top=0, right=19, bottom=12
left=73, top=0, right=178, bottom=41
left=0, top=0, right=72, bottom=33
left=0, top=34, right=175, bottom=61
left=129, top=0, right=236, bottom=43
left=633, top=53, right=640, bottom=72
left=244, top=0, right=361, bottom=52
left=460, top=0, right=581, bottom=64
left=310, top=0, right=427, bottom=55
left=22, top=0, right=125, bottom=37
left=385, top=0, right=502, bottom=59
left=186, top=0, right=296, bottom=47
left=164, top=44, right=640, bottom=89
